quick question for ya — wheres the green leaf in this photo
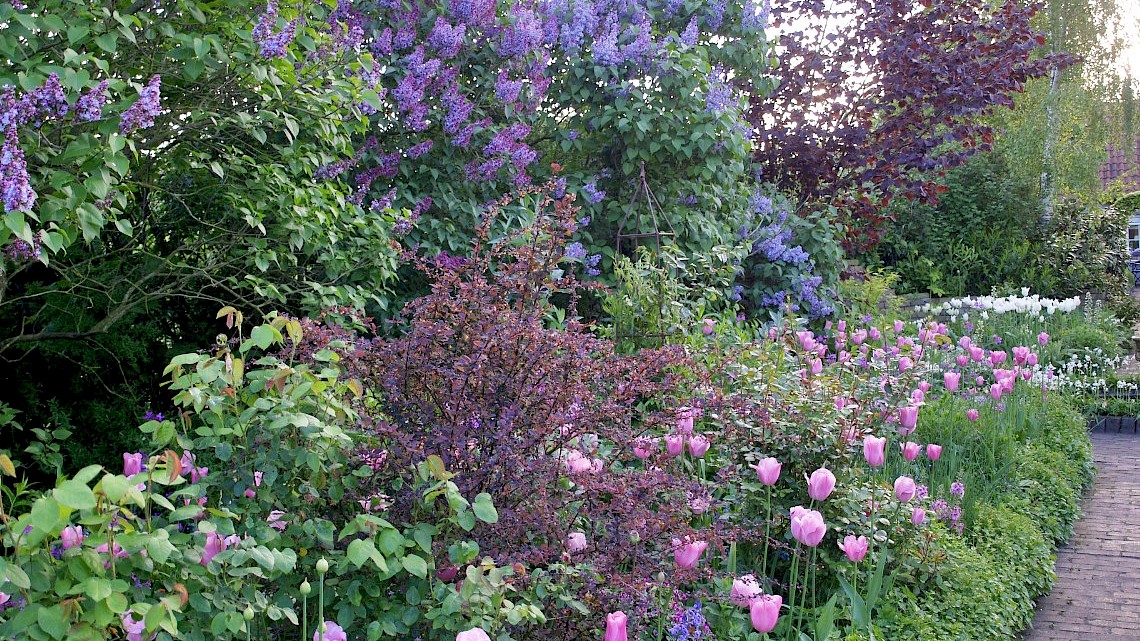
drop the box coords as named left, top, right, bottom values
left=30, top=496, right=62, bottom=533
left=94, top=32, right=117, bottom=53
left=54, top=479, right=97, bottom=509
left=38, top=604, right=69, bottom=639
left=472, top=493, right=498, bottom=524
left=214, top=442, right=233, bottom=462
left=401, top=554, right=428, bottom=579
left=82, top=577, right=114, bottom=601
left=456, top=508, right=475, bottom=532
left=106, top=592, right=128, bottom=613
left=346, top=538, right=374, bottom=569
left=250, top=324, right=276, bottom=350
left=99, top=474, right=131, bottom=503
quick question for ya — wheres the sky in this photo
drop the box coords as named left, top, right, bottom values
left=1122, top=3, right=1140, bottom=76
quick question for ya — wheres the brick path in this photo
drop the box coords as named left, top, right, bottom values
left=1022, top=431, right=1140, bottom=640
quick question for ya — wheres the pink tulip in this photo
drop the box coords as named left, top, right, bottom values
left=863, top=435, right=886, bottom=467
left=731, top=575, right=763, bottom=607
left=894, top=476, right=917, bottom=502
left=633, top=438, right=657, bottom=459
left=898, top=356, right=913, bottom=372
left=852, top=329, right=867, bottom=344
left=751, top=457, right=781, bottom=485
left=809, top=358, right=823, bottom=376
left=1027, top=353, right=1038, bottom=366
left=968, top=346, right=984, bottom=361
left=797, top=330, right=816, bottom=351
left=975, top=375, right=985, bottom=386
left=926, top=444, right=942, bottom=461
left=96, top=541, right=129, bottom=559
left=918, top=381, right=930, bottom=393
left=266, top=510, right=289, bottom=530
left=989, top=350, right=1007, bottom=365
left=701, top=319, right=716, bottom=335
left=901, top=441, right=920, bottom=462
left=672, top=539, right=708, bottom=569
left=944, top=371, right=960, bottom=392
left=665, top=434, right=685, bottom=458
left=911, top=507, right=926, bottom=526
left=60, top=525, right=85, bottom=550
left=201, top=531, right=226, bottom=565
left=749, top=594, right=782, bottom=633
left=911, top=389, right=925, bottom=405
left=676, top=408, right=696, bottom=435
left=807, top=468, right=836, bottom=501
left=314, top=622, right=348, bottom=641
left=688, top=434, right=711, bottom=458
left=564, top=450, right=595, bottom=474
left=604, top=611, right=628, bottom=641
left=894, top=319, right=905, bottom=333
left=790, top=506, right=827, bottom=546
left=989, top=383, right=1003, bottom=401
left=837, top=534, right=869, bottom=562
left=956, top=354, right=969, bottom=367
left=121, top=612, right=146, bottom=641
left=566, top=532, right=587, bottom=553
left=1038, top=332, right=1049, bottom=346
left=898, top=406, right=918, bottom=434
left=123, top=452, right=143, bottom=477
left=869, top=327, right=881, bottom=341
left=967, top=408, right=979, bottom=421
left=1012, top=346, right=1030, bottom=365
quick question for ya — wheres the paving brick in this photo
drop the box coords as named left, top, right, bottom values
left=1021, top=432, right=1140, bottom=640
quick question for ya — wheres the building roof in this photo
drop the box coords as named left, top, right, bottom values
left=1101, top=140, right=1140, bottom=190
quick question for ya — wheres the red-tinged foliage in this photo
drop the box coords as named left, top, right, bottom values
left=295, top=184, right=724, bottom=625
left=751, top=0, right=1076, bottom=251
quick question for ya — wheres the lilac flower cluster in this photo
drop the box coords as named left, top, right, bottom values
left=742, top=0, right=772, bottom=31
left=119, top=75, right=163, bottom=135
left=705, top=68, right=736, bottom=114
left=1, top=127, right=35, bottom=213
left=585, top=253, right=601, bottom=277
left=499, top=7, right=544, bottom=57
left=583, top=181, right=606, bottom=204
left=3, top=232, right=41, bottom=263
left=565, top=241, right=588, bottom=261
left=74, top=81, right=110, bottom=122
left=252, top=2, right=300, bottom=59
left=426, top=18, right=465, bottom=59
left=743, top=189, right=835, bottom=318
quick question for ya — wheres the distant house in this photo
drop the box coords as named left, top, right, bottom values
left=1101, top=141, right=1140, bottom=255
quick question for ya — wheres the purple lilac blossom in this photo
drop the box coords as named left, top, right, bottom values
left=74, top=81, right=110, bottom=122
left=583, top=181, right=605, bottom=204
left=406, top=140, right=434, bottom=158
left=705, top=0, right=727, bottom=31
left=585, top=253, right=601, bottom=276
left=427, top=17, right=466, bottom=59
left=743, top=0, right=772, bottom=31
left=119, top=75, right=163, bottom=135
left=565, top=242, right=588, bottom=260
left=253, top=2, right=299, bottom=58
left=1, top=127, right=35, bottom=213
left=680, top=17, right=699, bottom=46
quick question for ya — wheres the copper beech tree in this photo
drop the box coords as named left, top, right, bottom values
left=751, top=0, right=1076, bottom=250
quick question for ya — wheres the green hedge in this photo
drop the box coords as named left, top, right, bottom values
left=877, top=396, right=1093, bottom=641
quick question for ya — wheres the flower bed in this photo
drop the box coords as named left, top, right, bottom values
left=0, top=214, right=1107, bottom=641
